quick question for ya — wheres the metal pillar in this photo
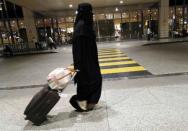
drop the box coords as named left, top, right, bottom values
left=13, top=4, right=20, bottom=37
left=2, top=0, right=15, bottom=44
left=182, top=0, right=186, bottom=29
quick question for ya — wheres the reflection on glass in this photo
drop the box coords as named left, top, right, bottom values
left=96, top=14, right=105, bottom=20
left=66, top=17, right=74, bottom=22
left=114, top=13, right=121, bottom=19
left=66, top=22, right=74, bottom=34
left=106, top=14, right=113, bottom=20
left=58, top=18, right=65, bottom=23
left=150, top=9, right=158, bottom=20
left=122, top=12, right=129, bottom=23
left=44, top=18, right=51, bottom=27
left=19, top=19, right=25, bottom=28
left=93, top=14, right=96, bottom=21
left=130, top=11, right=138, bottom=22
left=36, top=19, right=42, bottom=27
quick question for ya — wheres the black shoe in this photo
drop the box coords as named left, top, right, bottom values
left=69, top=95, right=85, bottom=112
left=86, top=103, right=96, bottom=111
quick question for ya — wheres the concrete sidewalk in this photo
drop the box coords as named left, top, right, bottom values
left=98, top=37, right=188, bottom=46
left=0, top=40, right=188, bottom=131
left=1, top=40, right=188, bottom=89
left=0, top=75, right=188, bottom=131
left=0, top=47, right=72, bottom=89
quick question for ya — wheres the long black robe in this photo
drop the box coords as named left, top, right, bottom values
left=72, top=20, right=102, bottom=103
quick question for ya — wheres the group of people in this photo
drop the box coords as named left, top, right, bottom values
left=33, top=36, right=57, bottom=50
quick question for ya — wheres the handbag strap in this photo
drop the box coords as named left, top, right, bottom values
left=56, top=68, right=78, bottom=81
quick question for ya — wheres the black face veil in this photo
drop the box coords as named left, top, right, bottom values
left=74, top=3, right=93, bottom=27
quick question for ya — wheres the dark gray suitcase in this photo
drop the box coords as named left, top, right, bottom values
left=24, top=85, right=60, bottom=126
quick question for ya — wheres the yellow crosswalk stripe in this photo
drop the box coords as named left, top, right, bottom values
left=98, top=51, right=123, bottom=55
left=98, top=54, right=126, bottom=58
left=100, top=61, right=136, bottom=66
left=98, top=50, right=120, bottom=52
left=99, top=57, right=130, bottom=62
left=98, top=50, right=121, bottom=53
left=98, top=52, right=124, bottom=56
left=98, top=51, right=122, bottom=54
left=69, top=48, right=151, bottom=78
left=101, top=66, right=146, bottom=74
left=69, top=61, right=136, bottom=68
left=99, top=48, right=119, bottom=51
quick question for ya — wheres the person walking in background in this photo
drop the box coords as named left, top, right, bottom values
left=3, top=45, right=13, bottom=56
left=70, top=3, right=102, bottom=112
left=32, top=37, right=40, bottom=49
left=182, top=28, right=187, bottom=37
left=48, top=36, right=57, bottom=49
left=147, top=27, right=151, bottom=41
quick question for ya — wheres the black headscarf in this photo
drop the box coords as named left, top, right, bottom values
left=72, top=3, right=101, bottom=83
left=75, top=3, right=93, bottom=25
left=74, top=3, right=94, bottom=36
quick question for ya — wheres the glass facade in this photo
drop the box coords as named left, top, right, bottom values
left=34, top=8, right=160, bottom=43
left=0, top=0, right=27, bottom=49
left=0, top=0, right=188, bottom=48
left=169, top=0, right=188, bottom=38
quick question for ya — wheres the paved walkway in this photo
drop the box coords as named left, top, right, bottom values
left=0, top=75, right=188, bottom=131
left=1, top=39, right=188, bottom=89
left=0, top=40, right=188, bottom=131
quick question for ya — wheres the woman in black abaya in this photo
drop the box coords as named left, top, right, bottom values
left=70, top=3, right=102, bottom=112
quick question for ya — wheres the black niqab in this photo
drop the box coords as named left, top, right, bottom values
left=72, top=3, right=102, bottom=103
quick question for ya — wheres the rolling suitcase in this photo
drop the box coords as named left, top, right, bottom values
left=24, top=68, right=77, bottom=126
left=24, top=85, right=60, bottom=126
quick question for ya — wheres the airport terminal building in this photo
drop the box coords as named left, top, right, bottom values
left=0, top=0, right=187, bottom=48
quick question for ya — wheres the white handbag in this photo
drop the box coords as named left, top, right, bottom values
left=47, top=68, right=77, bottom=91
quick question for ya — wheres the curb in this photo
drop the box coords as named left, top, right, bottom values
left=143, top=40, right=188, bottom=46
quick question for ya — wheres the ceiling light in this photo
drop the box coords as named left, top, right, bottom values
left=120, top=1, right=123, bottom=4
left=69, top=4, right=73, bottom=8
left=75, top=10, right=78, bottom=14
left=115, top=8, right=119, bottom=12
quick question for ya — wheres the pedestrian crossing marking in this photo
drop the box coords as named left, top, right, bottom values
left=99, top=61, right=137, bottom=67
left=99, top=57, right=130, bottom=62
left=98, top=54, right=126, bottom=58
left=101, top=66, right=146, bottom=75
left=98, top=52, right=123, bottom=55
left=98, top=48, right=151, bottom=78
left=98, top=50, right=122, bottom=53
left=69, top=48, right=151, bottom=79
left=99, top=48, right=119, bottom=51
